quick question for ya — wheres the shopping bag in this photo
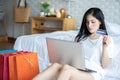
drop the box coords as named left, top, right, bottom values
left=0, top=53, right=16, bottom=80
left=0, top=49, right=17, bottom=54
left=14, top=0, right=31, bottom=23
left=0, top=54, right=5, bottom=80
left=9, top=52, right=39, bottom=80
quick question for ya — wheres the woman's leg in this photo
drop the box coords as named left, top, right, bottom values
left=57, top=64, right=94, bottom=80
left=32, top=63, right=62, bottom=80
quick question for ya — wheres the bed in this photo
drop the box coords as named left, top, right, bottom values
left=14, top=22, right=120, bottom=80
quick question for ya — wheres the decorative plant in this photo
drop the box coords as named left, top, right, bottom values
left=40, top=1, right=50, bottom=13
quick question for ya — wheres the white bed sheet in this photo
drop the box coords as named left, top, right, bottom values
left=14, top=22, right=120, bottom=80
left=14, top=30, right=78, bottom=71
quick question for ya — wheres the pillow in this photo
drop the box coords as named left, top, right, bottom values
left=105, top=21, right=120, bottom=36
left=104, top=49, right=120, bottom=78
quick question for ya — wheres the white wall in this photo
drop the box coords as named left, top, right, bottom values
left=5, top=0, right=120, bottom=38
left=5, top=0, right=16, bottom=37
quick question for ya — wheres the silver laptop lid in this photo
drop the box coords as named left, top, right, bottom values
left=46, top=38, right=85, bottom=70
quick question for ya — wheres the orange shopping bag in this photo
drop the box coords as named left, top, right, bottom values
left=9, top=52, right=39, bottom=80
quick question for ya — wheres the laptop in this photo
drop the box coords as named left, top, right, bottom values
left=46, top=38, right=96, bottom=72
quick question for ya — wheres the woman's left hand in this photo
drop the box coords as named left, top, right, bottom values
left=103, top=35, right=111, bottom=48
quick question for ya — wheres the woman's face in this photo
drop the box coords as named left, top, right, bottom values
left=86, top=14, right=101, bottom=34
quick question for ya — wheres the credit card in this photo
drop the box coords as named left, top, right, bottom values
left=96, top=29, right=107, bottom=35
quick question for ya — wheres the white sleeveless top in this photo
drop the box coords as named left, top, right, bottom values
left=81, top=35, right=114, bottom=76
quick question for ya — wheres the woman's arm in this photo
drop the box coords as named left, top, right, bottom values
left=101, top=35, right=111, bottom=69
left=101, top=47, right=110, bottom=69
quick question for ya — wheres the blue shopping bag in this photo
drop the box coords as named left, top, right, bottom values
left=0, top=49, right=17, bottom=54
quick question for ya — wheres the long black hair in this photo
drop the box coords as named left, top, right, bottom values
left=75, top=7, right=108, bottom=42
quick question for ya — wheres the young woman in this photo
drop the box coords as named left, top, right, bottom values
left=32, top=7, right=114, bottom=80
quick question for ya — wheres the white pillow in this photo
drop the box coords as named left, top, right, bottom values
left=104, top=49, right=120, bottom=78
left=105, top=21, right=120, bottom=36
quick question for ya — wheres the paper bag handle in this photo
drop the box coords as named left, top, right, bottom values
left=17, top=0, right=27, bottom=8
left=24, top=56, right=34, bottom=68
